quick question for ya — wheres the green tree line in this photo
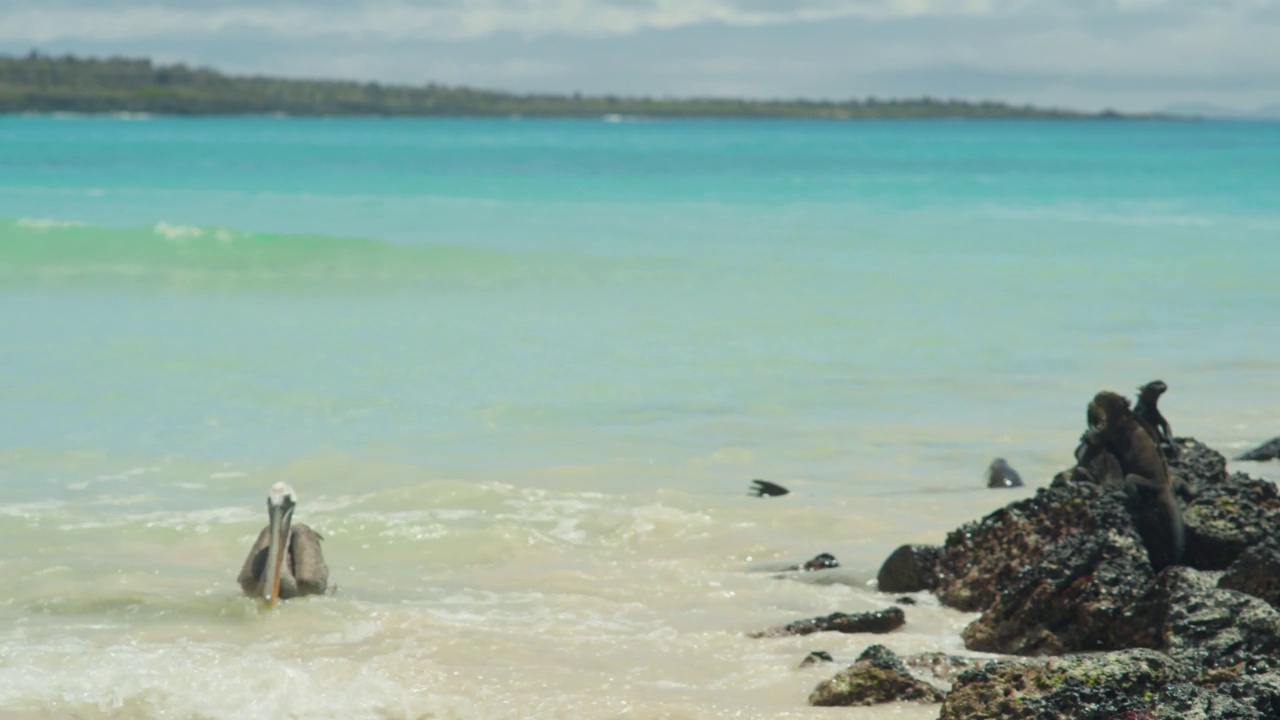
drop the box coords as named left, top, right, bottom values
left=0, top=52, right=1112, bottom=119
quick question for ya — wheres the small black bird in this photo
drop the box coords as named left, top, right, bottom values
left=749, top=479, right=790, bottom=497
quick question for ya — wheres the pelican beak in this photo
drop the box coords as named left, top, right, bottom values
left=262, top=500, right=293, bottom=608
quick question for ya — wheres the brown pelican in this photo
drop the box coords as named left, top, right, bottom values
left=237, top=482, right=329, bottom=607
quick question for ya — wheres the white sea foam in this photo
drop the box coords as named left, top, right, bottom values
left=15, top=217, right=87, bottom=231
left=152, top=221, right=203, bottom=240
left=96, top=467, right=149, bottom=482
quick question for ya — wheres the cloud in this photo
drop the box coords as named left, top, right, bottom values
left=2, top=0, right=1277, bottom=112
left=0, top=0, right=1186, bottom=43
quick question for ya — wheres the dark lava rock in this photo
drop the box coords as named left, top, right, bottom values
left=1119, top=566, right=1218, bottom=651
left=876, top=543, right=942, bottom=593
left=895, top=595, right=918, bottom=605
left=931, top=480, right=1156, bottom=656
left=749, top=607, right=905, bottom=638
left=940, top=643, right=1280, bottom=720
left=955, top=482, right=1155, bottom=655
left=798, top=650, right=833, bottom=668
left=939, top=649, right=1189, bottom=720
left=902, top=652, right=986, bottom=686
left=933, top=481, right=1135, bottom=613
left=1117, top=564, right=1280, bottom=675
left=873, top=431, right=1280, bottom=719
left=1168, top=437, right=1229, bottom=494
left=1165, top=585, right=1280, bottom=672
left=1183, top=472, right=1280, bottom=569
left=809, top=644, right=945, bottom=707
left=1053, top=437, right=1279, bottom=571
left=1236, top=438, right=1280, bottom=462
left=757, top=553, right=841, bottom=574
left=1219, top=542, right=1280, bottom=608
left=987, top=457, right=1024, bottom=488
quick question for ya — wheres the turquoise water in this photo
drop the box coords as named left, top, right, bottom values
left=1, top=116, right=1279, bottom=719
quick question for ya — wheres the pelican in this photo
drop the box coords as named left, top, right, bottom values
left=237, top=482, right=329, bottom=607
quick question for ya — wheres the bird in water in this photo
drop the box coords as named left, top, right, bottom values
left=986, top=458, right=1024, bottom=488
left=237, top=481, right=329, bottom=607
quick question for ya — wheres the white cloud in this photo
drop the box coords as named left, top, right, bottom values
left=2, top=0, right=1277, bottom=111
left=0, top=0, right=1112, bottom=42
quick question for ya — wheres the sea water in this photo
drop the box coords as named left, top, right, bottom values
left=1, top=116, right=1278, bottom=719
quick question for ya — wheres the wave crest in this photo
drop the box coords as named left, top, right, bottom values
left=0, top=216, right=586, bottom=291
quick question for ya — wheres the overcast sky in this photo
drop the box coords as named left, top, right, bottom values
left=2, top=0, right=1278, bottom=113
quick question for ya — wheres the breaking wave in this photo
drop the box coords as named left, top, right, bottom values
left=0, top=216, right=597, bottom=291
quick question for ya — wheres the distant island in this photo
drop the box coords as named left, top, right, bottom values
left=0, top=52, right=1120, bottom=119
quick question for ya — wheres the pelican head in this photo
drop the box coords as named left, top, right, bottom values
left=262, top=481, right=298, bottom=608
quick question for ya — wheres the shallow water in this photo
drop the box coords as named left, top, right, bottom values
left=1, top=116, right=1278, bottom=718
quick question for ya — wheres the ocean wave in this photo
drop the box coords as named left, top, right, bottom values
left=0, top=216, right=603, bottom=291
left=15, top=217, right=88, bottom=230
left=152, top=221, right=204, bottom=241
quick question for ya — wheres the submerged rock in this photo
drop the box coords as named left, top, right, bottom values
left=749, top=607, right=905, bottom=638
left=1236, top=437, right=1280, bottom=462
left=752, top=552, right=840, bottom=574
left=798, top=650, right=833, bottom=668
left=799, top=552, right=838, bottom=571
left=808, top=644, right=944, bottom=707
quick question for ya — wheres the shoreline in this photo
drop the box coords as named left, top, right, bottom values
left=1, top=110, right=1183, bottom=121
left=2, top=52, right=1120, bottom=120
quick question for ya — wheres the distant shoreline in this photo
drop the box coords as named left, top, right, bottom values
left=1, top=52, right=1138, bottom=120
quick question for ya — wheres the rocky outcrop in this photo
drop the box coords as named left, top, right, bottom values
left=940, top=649, right=1186, bottom=720
left=907, top=437, right=1280, bottom=656
left=942, top=565, right=1280, bottom=719
left=1183, top=471, right=1280, bottom=569
left=955, top=484, right=1156, bottom=655
left=1218, top=542, right=1280, bottom=608
left=749, top=607, right=905, bottom=638
left=808, top=645, right=945, bottom=707
left=839, top=409, right=1280, bottom=712
left=934, top=479, right=1156, bottom=655
left=857, top=425, right=1280, bottom=715
left=1168, top=437, right=1229, bottom=493
left=1235, top=437, right=1280, bottom=462
left=876, top=543, right=942, bottom=593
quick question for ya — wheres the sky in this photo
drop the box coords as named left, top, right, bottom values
left=2, top=0, right=1278, bottom=113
